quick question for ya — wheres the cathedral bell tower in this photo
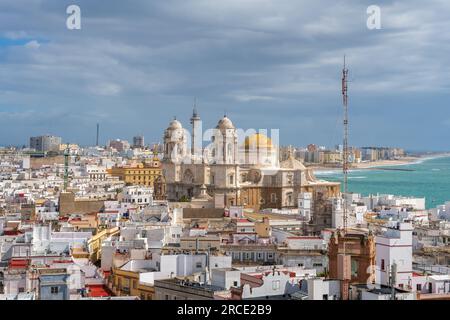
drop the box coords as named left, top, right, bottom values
left=190, top=100, right=202, bottom=164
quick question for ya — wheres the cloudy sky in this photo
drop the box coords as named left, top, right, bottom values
left=1, top=0, right=449, bottom=151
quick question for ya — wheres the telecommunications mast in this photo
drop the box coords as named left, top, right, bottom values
left=342, top=56, right=349, bottom=233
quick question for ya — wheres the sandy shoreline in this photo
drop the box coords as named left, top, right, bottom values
left=310, top=153, right=450, bottom=173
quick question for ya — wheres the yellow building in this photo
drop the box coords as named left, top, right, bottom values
left=321, top=150, right=342, bottom=164
left=110, top=266, right=155, bottom=300
left=88, top=227, right=120, bottom=263
left=107, top=155, right=162, bottom=188
left=58, top=143, right=79, bottom=152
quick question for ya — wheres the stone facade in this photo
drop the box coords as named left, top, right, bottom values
left=162, top=110, right=340, bottom=211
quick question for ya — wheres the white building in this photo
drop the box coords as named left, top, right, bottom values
left=430, top=201, right=450, bottom=221
left=298, top=192, right=312, bottom=221
left=306, top=278, right=341, bottom=300
left=375, top=221, right=413, bottom=290
left=361, top=194, right=425, bottom=211
left=350, top=284, right=415, bottom=300
left=238, top=267, right=316, bottom=299
left=82, top=165, right=107, bottom=181
left=122, top=186, right=153, bottom=210
left=32, top=224, right=91, bottom=255
left=139, top=254, right=232, bottom=286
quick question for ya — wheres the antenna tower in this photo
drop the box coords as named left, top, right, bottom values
left=342, top=56, right=349, bottom=233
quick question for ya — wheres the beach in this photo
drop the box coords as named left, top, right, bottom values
left=310, top=154, right=450, bottom=172
left=312, top=155, right=450, bottom=209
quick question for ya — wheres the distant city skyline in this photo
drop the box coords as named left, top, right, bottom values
left=1, top=1, right=450, bottom=151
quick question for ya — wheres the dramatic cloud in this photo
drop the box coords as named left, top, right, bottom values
left=0, top=0, right=449, bottom=151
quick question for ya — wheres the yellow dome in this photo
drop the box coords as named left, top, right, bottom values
left=244, top=133, right=273, bottom=149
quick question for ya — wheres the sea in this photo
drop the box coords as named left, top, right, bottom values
left=314, top=156, right=450, bottom=209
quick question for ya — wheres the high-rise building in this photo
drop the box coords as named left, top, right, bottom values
left=29, top=135, right=62, bottom=152
left=108, top=139, right=130, bottom=153
left=132, top=135, right=145, bottom=148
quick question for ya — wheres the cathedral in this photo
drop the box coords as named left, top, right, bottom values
left=161, top=109, right=340, bottom=211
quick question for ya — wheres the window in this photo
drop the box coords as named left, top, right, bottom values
left=233, top=281, right=238, bottom=287
left=313, top=263, right=323, bottom=267
left=229, top=175, right=234, bottom=185
left=196, top=262, right=202, bottom=268
left=381, top=259, right=385, bottom=271
left=122, top=279, right=130, bottom=293
left=51, top=286, right=59, bottom=294
left=287, top=192, right=293, bottom=205
left=287, top=174, right=293, bottom=184
left=351, top=259, right=359, bottom=278
left=417, top=284, right=422, bottom=291
left=272, top=280, right=280, bottom=290
left=271, top=193, right=277, bottom=203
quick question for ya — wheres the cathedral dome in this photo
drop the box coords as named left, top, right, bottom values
left=280, top=154, right=306, bottom=170
left=216, top=116, right=234, bottom=130
left=167, top=119, right=182, bottom=130
left=244, top=133, right=273, bottom=150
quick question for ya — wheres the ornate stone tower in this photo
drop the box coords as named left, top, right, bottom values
left=214, top=115, right=237, bottom=164
left=163, top=117, right=187, bottom=163
left=190, top=103, right=202, bottom=163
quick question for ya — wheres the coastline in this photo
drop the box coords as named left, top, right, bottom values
left=311, top=153, right=450, bottom=173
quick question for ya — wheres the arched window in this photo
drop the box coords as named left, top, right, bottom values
left=183, top=169, right=194, bottom=183
left=229, top=174, right=234, bottom=185
left=286, top=192, right=293, bottom=206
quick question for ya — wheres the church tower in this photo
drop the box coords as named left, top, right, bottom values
left=190, top=100, right=202, bottom=163
left=163, top=117, right=186, bottom=163
left=215, top=114, right=237, bottom=164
